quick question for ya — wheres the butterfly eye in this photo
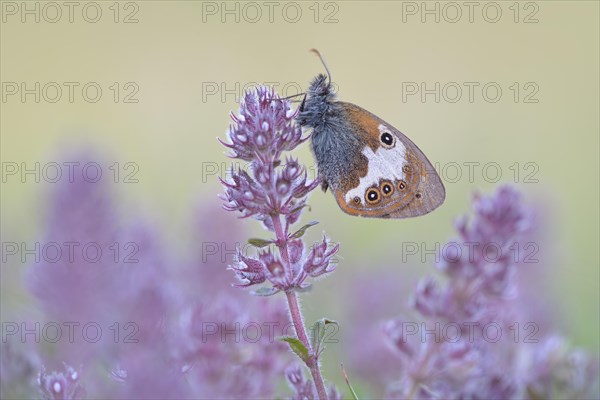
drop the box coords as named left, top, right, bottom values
left=398, top=180, right=407, bottom=191
left=353, top=196, right=361, bottom=205
left=416, top=192, right=422, bottom=199
left=380, top=181, right=394, bottom=197
left=380, top=132, right=395, bottom=148
left=402, top=165, right=411, bottom=174
left=365, top=188, right=381, bottom=205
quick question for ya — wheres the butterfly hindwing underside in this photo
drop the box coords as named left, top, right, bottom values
left=330, top=102, right=445, bottom=219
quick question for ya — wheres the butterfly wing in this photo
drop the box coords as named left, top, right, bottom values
left=330, top=102, right=445, bottom=218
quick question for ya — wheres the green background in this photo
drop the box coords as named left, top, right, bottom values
left=2, top=0, right=598, bottom=389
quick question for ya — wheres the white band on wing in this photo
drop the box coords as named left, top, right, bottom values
left=344, top=124, right=407, bottom=204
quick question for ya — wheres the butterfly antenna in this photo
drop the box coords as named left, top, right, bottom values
left=310, top=48, right=332, bottom=87
left=276, top=93, right=306, bottom=101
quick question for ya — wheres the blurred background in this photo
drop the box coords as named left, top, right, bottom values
left=2, top=1, right=598, bottom=397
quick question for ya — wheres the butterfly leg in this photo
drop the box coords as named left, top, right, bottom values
left=299, top=94, right=307, bottom=112
left=320, top=178, right=329, bottom=193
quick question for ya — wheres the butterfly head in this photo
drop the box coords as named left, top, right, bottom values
left=307, top=73, right=333, bottom=97
left=297, top=73, right=337, bottom=130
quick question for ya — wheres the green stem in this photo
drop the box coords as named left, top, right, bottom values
left=272, top=215, right=328, bottom=400
left=285, top=289, right=328, bottom=400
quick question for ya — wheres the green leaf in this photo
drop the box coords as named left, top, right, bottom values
left=289, top=204, right=311, bottom=215
left=247, top=238, right=273, bottom=248
left=279, top=336, right=310, bottom=363
left=289, top=221, right=319, bottom=239
left=250, top=287, right=279, bottom=296
left=341, top=363, right=360, bottom=400
left=310, top=318, right=338, bottom=357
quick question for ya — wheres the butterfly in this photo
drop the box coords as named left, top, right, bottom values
left=295, top=49, right=445, bottom=219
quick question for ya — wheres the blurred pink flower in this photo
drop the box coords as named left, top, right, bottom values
left=20, top=149, right=293, bottom=399
left=350, top=186, right=599, bottom=399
